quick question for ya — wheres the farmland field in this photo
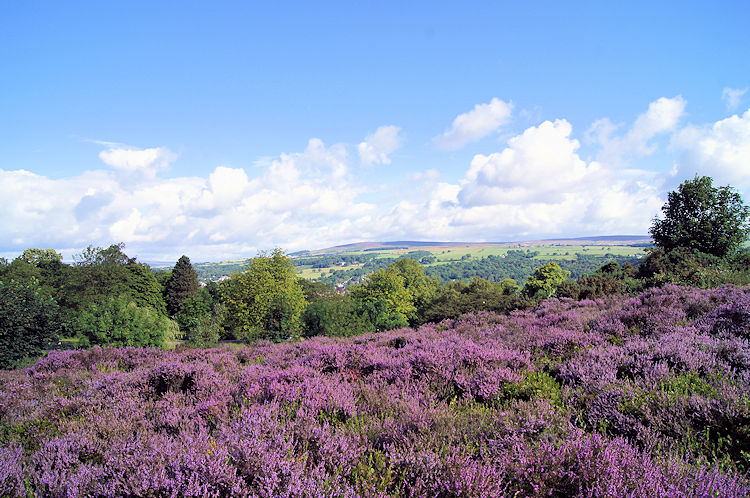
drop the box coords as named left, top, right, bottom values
left=192, top=237, right=651, bottom=286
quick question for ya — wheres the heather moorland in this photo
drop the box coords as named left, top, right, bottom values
left=2, top=284, right=750, bottom=496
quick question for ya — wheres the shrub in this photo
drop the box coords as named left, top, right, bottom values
left=75, top=295, right=179, bottom=348
left=0, top=279, right=64, bottom=369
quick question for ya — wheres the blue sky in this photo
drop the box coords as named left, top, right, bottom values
left=2, top=1, right=749, bottom=262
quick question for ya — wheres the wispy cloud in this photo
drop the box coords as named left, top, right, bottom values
left=587, top=96, right=686, bottom=165
left=722, top=87, right=748, bottom=111
left=434, top=98, right=513, bottom=150
left=99, top=147, right=178, bottom=177
left=358, top=125, right=403, bottom=166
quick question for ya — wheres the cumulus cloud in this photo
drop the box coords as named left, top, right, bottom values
left=358, top=125, right=403, bottom=165
left=434, top=98, right=513, bottom=150
left=384, top=111, right=668, bottom=243
left=459, top=119, right=603, bottom=206
left=99, top=147, right=177, bottom=177
left=675, top=107, right=750, bottom=191
left=7, top=96, right=750, bottom=261
left=722, top=87, right=748, bottom=111
left=590, top=96, right=686, bottom=164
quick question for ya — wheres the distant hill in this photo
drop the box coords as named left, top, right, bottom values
left=193, top=236, right=652, bottom=284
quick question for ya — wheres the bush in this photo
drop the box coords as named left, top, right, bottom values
left=0, top=279, right=64, bottom=369
left=75, top=295, right=179, bottom=348
left=184, top=304, right=225, bottom=348
left=302, top=294, right=374, bottom=337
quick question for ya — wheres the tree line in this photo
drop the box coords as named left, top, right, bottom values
left=1, top=175, right=748, bottom=369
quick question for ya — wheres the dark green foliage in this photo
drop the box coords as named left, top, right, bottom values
left=421, top=277, right=531, bottom=324
left=349, top=267, right=415, bottom=331
left=75, top=295, right=178, bottom=348
left=637, top=247, right=750, bottom=289
left=175, top=291, right=211, bottom=333
left=523, top=262, right=570, bottom=299
left=165, top=256, right=200, bottom=316
left=126, top=263, right=168, bottom=316
left=183, top=303, right=225, bottom=348
left=650, top=176, right=750, bottom=257
left=0, top=279, right=64, bottom=369
left=262, top=297, right=304, bottom=342
left=1, top=249, right=69, bottom=302
left=302, top=294, right=374, bottom=337
left=558, top=262, right=641, bottom=300
left=62, top=244, right=137, bottom=310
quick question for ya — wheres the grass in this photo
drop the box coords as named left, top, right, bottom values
left=194, top=239, right=650, bottom=282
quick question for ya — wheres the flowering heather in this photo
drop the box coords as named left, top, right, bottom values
left=2, top=285, right=750, bottom=496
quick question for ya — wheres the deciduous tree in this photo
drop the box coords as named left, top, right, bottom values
left=220, top=248, right=307, bottom=341
left=0, top=279, right=64, bottom=368
left=349, top=267, right=415, bottom=331
left=650, top=176, right=750, bottom=257
left=523, top=262, right=570, bottom=299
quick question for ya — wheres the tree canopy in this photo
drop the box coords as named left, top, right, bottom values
left=221, top=248, right=307, bottom=341
left=0, top=279, right=64, bottom=369
left=650, top=176, right=750, bottom=257
left=523, top=262, right=570, bottom=299
left=165, top=255, right=200, bottom=316
left=349, top=266, right=416, bottom=331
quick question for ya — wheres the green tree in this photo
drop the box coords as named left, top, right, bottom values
left=302, top=294, right=374, bottom=337
left=390, top=258, right=439, bottom=325
left=523, top=262, right=570, bottom=299
left=17, top=248, right=63, bottom=266
left=1, top=249, right=68, bottom=301
left=421, top=277, right=527, bottom=324
left=349, top=266, right=415, bottom=331
left=63, top=243, right=136, bottom=310
left=127, top=263, right=168, bottom=316
left=75, top=295, right=179, bottom=348
left=220, top=248, right=307, bottom=341
left=650, top=176, right=750, bottom=257
left=165, top=255, right=200, bottom=316
left=182, top=299, right=225, bottom=348
left=0, top=279, right=65, bottom=369
left=60, top=244, right=168, bottom=317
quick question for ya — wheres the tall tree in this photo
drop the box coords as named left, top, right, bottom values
left=390, top=258, right=439, bottom=324
left=220, top=248, right=307, bottom=341
left=0, top=279, right=64, bottom=369
left=349, top=266, right=415, bottom=331
left=165, top=255, right=200, bottom=316
left=63, top=243, right=135, bottom=310
left=523, top=262, right=570, bottom=299
left=76, top=295, right=179, bottom=348
left=650, top=176, right=750, bottom=257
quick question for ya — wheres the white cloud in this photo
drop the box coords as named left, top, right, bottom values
left=590, top=96, right=686, bottom=164
left=722, top=87, right=748, bottom=111
left=0, top=137, right=379, bottom=260
left=8, top=96, right=749, bottom=262
left=434, top=98, right=513, bottom=150
left=460, top=119, right=603, bottom=206
left=358, top=125, right=403, bottom=165
left=675, top=107, right=750, bottom=190
left=99, top=147, right=177, bottom=177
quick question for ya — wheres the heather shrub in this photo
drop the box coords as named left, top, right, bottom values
left=1, top=285, right=749, bottom=496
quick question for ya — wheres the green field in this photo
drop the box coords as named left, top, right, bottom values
left=192, top=238, right=651, bottom=286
